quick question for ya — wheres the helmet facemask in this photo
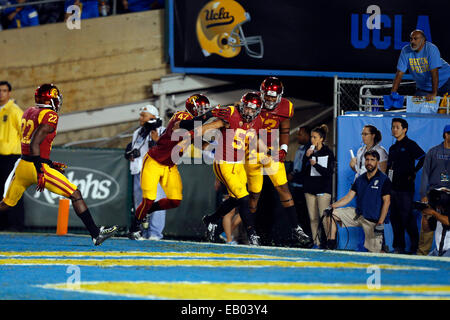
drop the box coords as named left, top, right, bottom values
left=229, top=14, right=264, bottom=59
left=260, top=77, right=284, bottom=110
left=35, top=84, right=62, bottom=112
left=261, top=91, right=281, bottom=110
left=196, top=100, right=211, bottom=116
left=240, top=102, right=260, bottom=122
left=239, top=92, right=262, bottom=122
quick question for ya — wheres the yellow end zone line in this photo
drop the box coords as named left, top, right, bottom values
left=37, top=281, right=450, bottom=300
left=0, top=258, right=434, bottom=270
left=0, top=251, right=306, bottom=260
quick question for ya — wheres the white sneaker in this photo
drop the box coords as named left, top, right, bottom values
left=249, top=234, right=260, bottom=246
left=127, top=231, right=145, bottom=241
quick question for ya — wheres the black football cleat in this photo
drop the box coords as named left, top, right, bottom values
left=248, top=234, right=261, bottom=246
left=92, top=225, right=118, bottom=246
left=202, top=215, right=219, bottom=242
left=292, top=225, right=314, bottom=248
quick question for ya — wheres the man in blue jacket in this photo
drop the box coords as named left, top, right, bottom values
left=4, top=0, right=39, bottom=29
left=323, top=150, right=391, bottom=253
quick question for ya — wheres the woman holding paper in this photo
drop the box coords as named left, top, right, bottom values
left=350, top=125, right=388, bottom=179
left=301, top=124, right=335, bottom=247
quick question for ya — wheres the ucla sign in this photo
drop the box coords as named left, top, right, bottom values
left=170, top=0, right=449, bottom=77
left=351, top=13, right=432, bottom=50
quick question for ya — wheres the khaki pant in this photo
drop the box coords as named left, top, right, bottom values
left=333, top=207, right=383, bottom=253
left=417, top=218, right=434, bottom=255
left=305, top=193, right=331, bottom=246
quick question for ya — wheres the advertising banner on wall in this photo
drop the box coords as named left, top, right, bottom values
left=23, top=148, right=130, bottom=229
left=169, top=0, right=449, bottom=78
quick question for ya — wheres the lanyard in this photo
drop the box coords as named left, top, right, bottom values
left=443, top=144, right=450, bottom=174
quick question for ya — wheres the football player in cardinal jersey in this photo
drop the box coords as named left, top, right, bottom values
left=202, top=92, right=265, bottom=246
left=128, top=94, right=222, bottom=240
left=0, top=84, right=118, bottom=245
left=244, top=77, right=313, bottom=248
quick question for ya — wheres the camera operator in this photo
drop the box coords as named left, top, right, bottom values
left=125, top=104, right=166, bottom=240
left=418, top=187, right=450, bottom=257
left=417, top=125, right=450, bottom=255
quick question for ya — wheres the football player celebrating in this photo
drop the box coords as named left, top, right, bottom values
left=202, top=92, right=265, bottom=246
left=244, top=77, right=313, bottom=248
left=128, top=94, right=221, bottom=239
left=0, top=84, right=118, bottom=245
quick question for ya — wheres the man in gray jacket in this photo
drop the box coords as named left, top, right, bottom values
left=125, top=104, right=166, bottom=240
left=417, top=124, right=450, bottom=255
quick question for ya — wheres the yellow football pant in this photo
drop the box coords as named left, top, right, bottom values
left=213, top=161, right=248, bottom=199
left=3, top=159, right=77, bottom=207
left=244, top=158, right=287, bottom=194
left=140, top=154, right=183, bottom=201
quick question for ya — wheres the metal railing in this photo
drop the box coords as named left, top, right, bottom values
left=334, top=77, right=450, bottom=115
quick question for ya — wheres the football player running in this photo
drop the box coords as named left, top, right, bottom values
left=128, top=94, right=222, bottom=240
left=0, top=84, right=118, bottom=246
left=202, top=92, right=265, bottom=246
left=244, top=77, right=313, bottom=248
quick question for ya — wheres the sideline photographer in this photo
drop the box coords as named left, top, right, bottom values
left=125, top=104, right=166, bottom=240
left=416, top=187, right=450, bottom=257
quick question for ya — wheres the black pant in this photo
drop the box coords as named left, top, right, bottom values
left=290, top=185, right=312, bottom=238
left=390, top=190, right=419, bottom=252
left=0, top=155, right=25, bottom=231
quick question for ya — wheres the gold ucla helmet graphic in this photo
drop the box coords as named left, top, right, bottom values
left=196, top=0, right=264, bottom=59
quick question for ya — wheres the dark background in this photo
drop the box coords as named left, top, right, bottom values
left=172, top=0, right=448, bottom=75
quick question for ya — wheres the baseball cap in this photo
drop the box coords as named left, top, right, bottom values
left=140, top=104, right=159, bottom=117
left=444, top=124, right=450, bottom=134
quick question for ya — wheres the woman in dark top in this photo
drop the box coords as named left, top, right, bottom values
left=302, top=124, right=335, bottom=246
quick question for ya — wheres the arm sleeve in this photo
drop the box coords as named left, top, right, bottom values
left=312, top=150, right=335, bottom=177
left=351, top=181, right=358, bottom=193
left=428, top=44, right=443, bottom=70
left=387, top=146, right=394, bottom=170
left=179, top=110, right=214, bottom=131
left=14, top=107, right=23, bottom=133
left=412, top=142, right=426, bottom=173
left=378, top=146, right=388, bottom=162
left=419, top=152, right=432, bottom=197
left=381, top=178, right=392, bottom=196
left=286, top=160, right=294, bottom=174
left=28, top=9, right=40, bottom=26
left=299, top=154, right=311, bottom=178
left=396, top=48, right=409, bottom=73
